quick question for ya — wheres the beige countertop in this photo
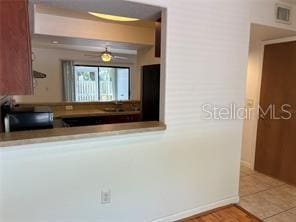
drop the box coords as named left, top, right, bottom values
left=54, top=109, right=141, bottom=118
left=0, top=121, right=166, bottom=147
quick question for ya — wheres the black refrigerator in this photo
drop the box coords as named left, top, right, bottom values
left=141, top=64, right=160, bottom=121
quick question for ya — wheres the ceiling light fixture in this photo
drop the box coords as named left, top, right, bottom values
left=101, top=49, right=112, bottom=63
left=52, top=41, right=59, bottom=44
left=88, top=12, right=139, bottom=22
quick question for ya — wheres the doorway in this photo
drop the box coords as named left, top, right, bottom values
left=238, top=24, right=296, bottom=221
left=241, top=24, right=296, bottom=172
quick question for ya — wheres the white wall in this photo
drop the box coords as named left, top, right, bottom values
left=0, top=0, right=266, bottom=221
left=137, top=47, right=161, bottom=66
left=133, top=46, right=162, bottom=101
left=14, top=47, right=138, bottom=103
left=241, top=42, right=263, bottom=168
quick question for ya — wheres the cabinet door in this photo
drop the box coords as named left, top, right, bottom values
left=0, top=0, right=33, bottom=95
left=141, top=64, right=160, bottom=121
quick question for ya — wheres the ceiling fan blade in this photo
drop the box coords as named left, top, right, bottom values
left=86, top=51, right=101, bottom=54
left=113, top=56, right=129, bottom=60
left=84, top=54, right=99, bottom=57
left=33, top=70, right=47, bottom=78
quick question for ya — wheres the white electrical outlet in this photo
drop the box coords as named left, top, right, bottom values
left=101, top=190, right=111, bottom=204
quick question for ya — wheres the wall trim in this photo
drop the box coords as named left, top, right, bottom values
left=151, top=196, right=239, bottom=222
left=263, top=36, right=296, bottom=45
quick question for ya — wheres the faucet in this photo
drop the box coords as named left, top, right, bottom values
left=114, top=101, right=123, bottom=105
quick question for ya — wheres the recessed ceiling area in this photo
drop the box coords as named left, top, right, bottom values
left=34, top=3, right=157, bottom=28
left=29, top=0, right=162, bottom=21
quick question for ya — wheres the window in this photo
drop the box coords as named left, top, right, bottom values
left=74, top=65, right=130, bottom=102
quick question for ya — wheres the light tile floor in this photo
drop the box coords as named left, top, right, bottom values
left=239, top=165, right=296, bottom=221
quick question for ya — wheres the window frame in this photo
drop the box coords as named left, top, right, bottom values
left=74, top=64, right=131, bottom=102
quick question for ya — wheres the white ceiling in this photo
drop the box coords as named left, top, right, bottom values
left=29, top=0, right=162, bottom=21
left=250, top=23, right=296, bottom=43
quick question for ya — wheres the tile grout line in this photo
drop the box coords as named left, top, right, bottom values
left=240, top=169, right=296, bottom=221
left=240, top=183, right=286, bottom=198
left=262, top=206, right=296, bottom=221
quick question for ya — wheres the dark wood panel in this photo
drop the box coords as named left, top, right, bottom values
left=141, top=64, right=160, bottom=121
left=155, top=20, right=161, bottom=58
left=281, top=42, right=296, bottom=184
left=0, top=0, right=33, bottom=95
left=255, top=41, right=296, bottom=185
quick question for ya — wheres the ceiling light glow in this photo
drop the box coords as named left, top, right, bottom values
left=101, top=52, right=112, bottom=63
left=88, top=12, right=139, bottom=22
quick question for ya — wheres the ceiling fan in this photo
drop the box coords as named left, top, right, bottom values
left=84, top=48, right=129, bottom=63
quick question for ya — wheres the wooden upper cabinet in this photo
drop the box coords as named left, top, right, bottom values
left=0, top=0, right=33, bottom=95
left=155, top=19, right=161, bottom=58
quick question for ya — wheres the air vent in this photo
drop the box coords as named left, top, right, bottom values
left=275, top=4, right=292, bottom=24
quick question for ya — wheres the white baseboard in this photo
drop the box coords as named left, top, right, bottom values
left=240, top=160, right=252, bottom=169
left=151, top=195, right=239, bottom=222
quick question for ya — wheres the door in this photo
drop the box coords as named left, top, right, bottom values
left=141, top=64, right=160, bottom=121
left=255, top=41, right=296, bottom=185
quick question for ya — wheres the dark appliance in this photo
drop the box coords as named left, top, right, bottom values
left=141, top=64, right=160, bottom=121
left=4, top=106, right=53, bottom=132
